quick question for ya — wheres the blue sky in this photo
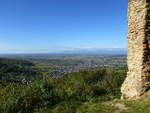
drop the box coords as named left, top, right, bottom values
left=0, top=0, right=128, bottom=53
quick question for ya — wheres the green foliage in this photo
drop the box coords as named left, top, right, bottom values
left=0, top=78, right=55, bottom=113
left=0, top=58, right=34, bottom=66
left=0, top=58, right=42, bottom=84
left=0, top=67, right=127, bottom=113
left=50, top=101, right=80, bottom=113
left=55, top=68, right=127, bottom=102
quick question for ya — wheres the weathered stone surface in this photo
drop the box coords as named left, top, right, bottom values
left=121, top=0, right=150, bottom=99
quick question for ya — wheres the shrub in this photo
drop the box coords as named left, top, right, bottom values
left=0, top=68, right=127, bottom=113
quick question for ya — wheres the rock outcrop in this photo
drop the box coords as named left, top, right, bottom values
left=121, top=0, right=150, bottom=99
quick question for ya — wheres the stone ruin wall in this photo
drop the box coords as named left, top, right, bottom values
left=121, top=0, right=150, bottom=99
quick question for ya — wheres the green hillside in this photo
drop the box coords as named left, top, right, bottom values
left=0, top=58, right=149, bottom=113
left=0, top=58, right=41, bottom=84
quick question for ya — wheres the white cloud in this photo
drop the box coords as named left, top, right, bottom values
left=82, top=46, right=93, bottom=49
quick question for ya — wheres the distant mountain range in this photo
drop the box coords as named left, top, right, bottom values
left=0, top=48, right=127, bottom=56
left=53, top=48, right=127, bottom=55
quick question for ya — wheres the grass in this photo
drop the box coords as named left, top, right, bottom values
left=43, top=101, right=117, bottom=113
left=76, top=102, right=117, bottom=113
left=123, top=97, right=150, bottom=113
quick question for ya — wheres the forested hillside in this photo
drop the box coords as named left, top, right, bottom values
left=0, top=58, right=128, bottom=113
left=0, top=58, right=41, bottom=84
